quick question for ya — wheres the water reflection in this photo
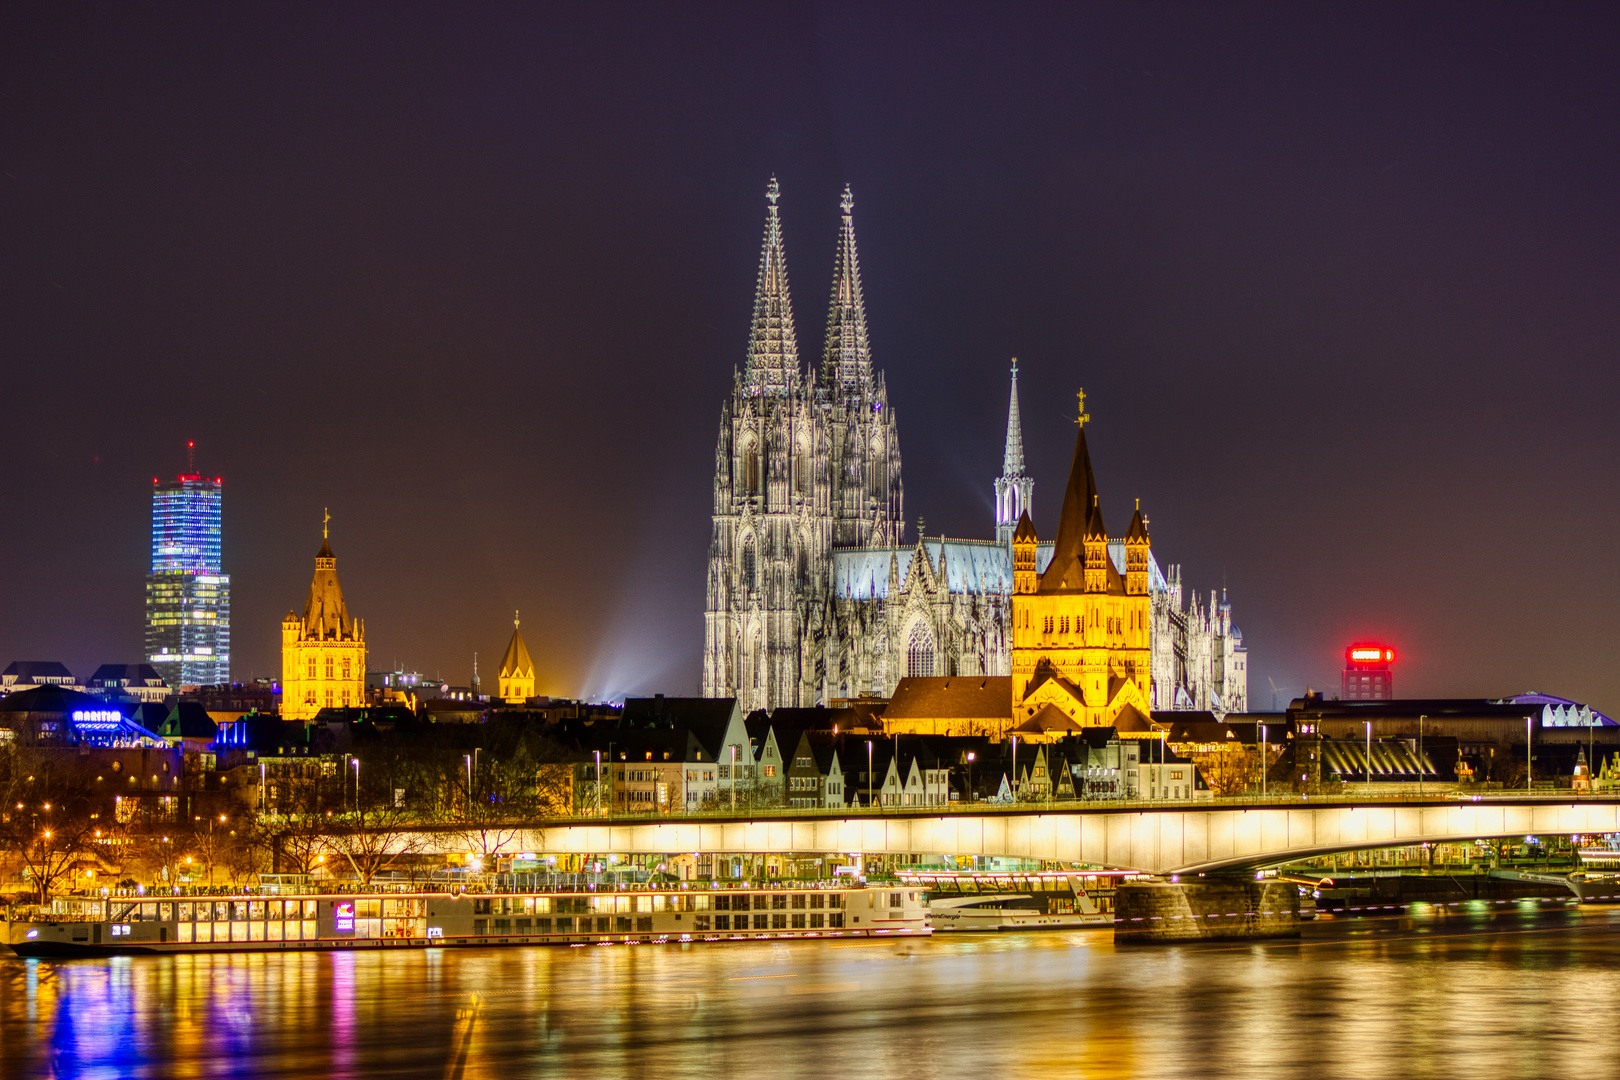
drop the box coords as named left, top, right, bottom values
left=4, top=906, right=1620, bottom=1079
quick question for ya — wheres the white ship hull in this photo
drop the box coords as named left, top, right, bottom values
left=7, top=883, right=930, bottom=958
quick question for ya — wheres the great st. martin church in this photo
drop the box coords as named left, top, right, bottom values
left=702, top=180, right=1246, bottom=721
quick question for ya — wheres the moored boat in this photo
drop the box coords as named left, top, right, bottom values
left=905, top=872, right=1116, bottom=932
left=6, top=883, right=930, bottom=957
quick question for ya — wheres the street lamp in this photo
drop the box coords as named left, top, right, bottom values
left=1418, top=714, right=1425, bottom=797
left=1012, top=736, right=1018, bottom=803
left=1527, top=715, right=1533, bottom=792
left=966, top=752, right=975, bottom=804
left=1260, top=724, right=1267, bottom=798
left=1365, top=721, right=1372, bottom=797
left=866, top=740, right=873, bottom=809
left=593, top=751, right=601, bottom=816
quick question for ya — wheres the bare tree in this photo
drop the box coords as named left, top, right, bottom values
left=0, top=751, right=107, bottom=905
left=322, top=801, right=426, bottom=886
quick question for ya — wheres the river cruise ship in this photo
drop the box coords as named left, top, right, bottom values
left=6, top=882, right=931, bottom=958
left=902, top=871, right=1119, bottom=932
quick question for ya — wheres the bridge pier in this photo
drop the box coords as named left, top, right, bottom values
left=1114, top=880, right=1300, bottom=942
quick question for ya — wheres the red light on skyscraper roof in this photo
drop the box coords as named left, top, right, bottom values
left=1346, top=643, right=1394, bottom=665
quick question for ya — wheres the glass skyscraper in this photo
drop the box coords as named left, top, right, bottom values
left=145, top=444, right=230, bottom=688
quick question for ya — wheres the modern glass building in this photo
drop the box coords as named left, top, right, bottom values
left=145, top=444, right=230, bottom=688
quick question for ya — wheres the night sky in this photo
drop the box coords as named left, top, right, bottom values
left=5, top=4, right=1620, bottom=709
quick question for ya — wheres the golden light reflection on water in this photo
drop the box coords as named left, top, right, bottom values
left=5, top=907, right=1620, bottom=1078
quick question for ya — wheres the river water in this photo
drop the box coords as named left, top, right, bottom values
left=4, top=902, right=1619, bottom=1079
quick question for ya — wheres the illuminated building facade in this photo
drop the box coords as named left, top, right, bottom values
left=280, top=517, right=366, bottom=723
left=1342, top=644, right=1394, bottom=701
left=145, top=448, right=230, bottom=688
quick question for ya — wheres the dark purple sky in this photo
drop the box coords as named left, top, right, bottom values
left=5, top=4, right=1620, bottom=708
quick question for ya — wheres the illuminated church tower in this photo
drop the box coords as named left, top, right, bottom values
left=280, top=512, right=366, bottom=723
left=498, top=612, right=535, bottom=704
left=1010, top=395, right=1153, bottom=727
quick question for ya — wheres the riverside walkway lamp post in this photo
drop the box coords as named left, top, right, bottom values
left=1365, top=721, right=1372, bottom=797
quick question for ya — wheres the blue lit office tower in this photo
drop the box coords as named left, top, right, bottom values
left=145, top=443, right=230, bottom=688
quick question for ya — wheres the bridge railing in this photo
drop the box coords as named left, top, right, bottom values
left=327, top=787, right=1616, bottom=834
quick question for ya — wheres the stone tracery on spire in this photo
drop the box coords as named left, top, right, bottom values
left=821, top=183, right=873, bottom=398
left=743, top=176, right=800, bottom=396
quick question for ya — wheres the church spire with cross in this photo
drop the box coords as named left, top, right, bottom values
left=995, top=358, right=1034, bottom=548
left=498, top=609, right=534, bottom=704
left=742, top=177, right=800, bottom=396
left=821, top=184, right=873, bottom=398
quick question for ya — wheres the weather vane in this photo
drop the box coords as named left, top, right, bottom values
left=1075, top=389, right=1090, bottom=429
left=323, top=507, right=330, bottom=540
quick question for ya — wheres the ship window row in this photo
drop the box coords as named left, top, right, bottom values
left=470, top=892, right=846, bottom=916
left=178, top=899, right=321, bottom=920
left=178, top=920, right=319, bottom=943
left=465, top=912, right=846, bottom=935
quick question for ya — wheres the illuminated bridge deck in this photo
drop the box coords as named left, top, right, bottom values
left=392, top=796, right=1620, bottom=876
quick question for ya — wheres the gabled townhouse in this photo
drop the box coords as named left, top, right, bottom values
left=785, top=729, right=829, bottom=808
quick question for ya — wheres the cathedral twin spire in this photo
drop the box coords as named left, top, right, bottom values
left=742, top=178, right=874, bottom=399
left=821, top=185, right=873, bottom=398
left=743, top=178, right=800, bottom=396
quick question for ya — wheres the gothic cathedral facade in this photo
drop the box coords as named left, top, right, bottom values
left=703, top=181, right=1247, bottom=718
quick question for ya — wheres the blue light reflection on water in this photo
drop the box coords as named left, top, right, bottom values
left=5, top=906, right=1620, bottom=1079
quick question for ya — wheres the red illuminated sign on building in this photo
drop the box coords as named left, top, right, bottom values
left=1343, top=643, right=1394, bottom=701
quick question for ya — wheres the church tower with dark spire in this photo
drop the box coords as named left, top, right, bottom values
left=1009, top=394, right=1152, bottom=728
left=280, top=510, right=366, bottom=723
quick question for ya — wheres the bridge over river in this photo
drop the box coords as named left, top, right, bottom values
left=395, top=795, right=1620, bottom=876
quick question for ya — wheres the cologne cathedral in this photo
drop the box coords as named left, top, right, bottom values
left=702, top=181, right=1246, bottom=718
